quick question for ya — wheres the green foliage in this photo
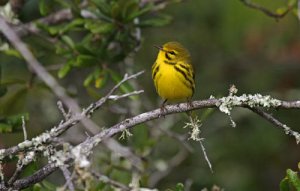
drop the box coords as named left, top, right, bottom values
left=35, top=0, right=172, bottom=90
left=0, top=64, right=7, bottom=97
left=280, top=167, right=300, bottom=191
left=1, top=0, right=300, bottom=190
left=0, top=113, right=29, bottom=133
left=165, top=183, right=185, bottom=191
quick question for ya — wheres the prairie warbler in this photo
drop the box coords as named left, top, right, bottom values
left=152, top=41, right=195, bottom=107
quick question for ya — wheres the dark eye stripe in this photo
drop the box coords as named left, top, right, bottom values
left=169, top=51, right=176, bottom=55
left=165, top=52, right=171, bottom=60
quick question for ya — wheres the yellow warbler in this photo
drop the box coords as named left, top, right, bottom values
left=152, top=41, right=195, bottom=107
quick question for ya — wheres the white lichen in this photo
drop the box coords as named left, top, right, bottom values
left=22, top=151, right=36, bottom=165
left=183, top=116, right=203, bottom=142
left=217, top=94, right=281, bottom=115
left=71, top=146, right=91, bottom=168
left=49, top=150, right=70, bottom=167
left=18, top=140, right=32, bottom=148
left=0, top=150, right=4, bottom=160
left=217, top=88, right=282, bottom=123
left=119, top=128, right=133, bottom=140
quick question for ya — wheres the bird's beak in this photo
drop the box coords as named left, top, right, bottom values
left=154, top=45, right=163, bottom=51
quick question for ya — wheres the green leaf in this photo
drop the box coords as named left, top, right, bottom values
left=32, top=183, right=42, bottom=191
left=2, top=48, right=22, bottom=58
left=276, top=7, right=287, bottom=15
left=53, top=0, right=72, bottom=8
left=39, top=0, right=50, bottom=16
left=0, top=123, right=12, bottom=133
left=280, top=169, right=300, bottom=191
left=111, top=1, right=121, bottom=19
left=94, top=74, right=105, bottom=88
left=122, top=0, right=139, bottom=21
left=126, top=2, right=153, bottom=22
left=41, top=180, right=57, bottom=190
left=36, top=23, right=60, bottom=36
left=84, top=68, right=108, bottom=89
left=84, top=73, right=95, bottom=87
left=91, top=0, right=111, bottom=17
left=84, top=20, right=114, bottom=34
left=60, top=18, right=85, bottom=34
left=74, top=55, right=98, bottom=67
left=138, top=14, right=172, bottom=27
left=58, top=63, right=72, bottom=78
left=7, top=113, right=29, bottom=127
left=0, top=113, right=29, bottom=133
left=287, top=169, right=300, bottom=189
left=175, top=183, right=184, bottom=191
left=280, top=177, right=290, bottom=191
left=61, top=35, right=75, bottom=49
left=74, top=43, right=96, bottom=56
left=0, top=85, right=7, bottom=97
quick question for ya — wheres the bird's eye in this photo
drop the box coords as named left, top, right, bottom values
left=169, top=51, right=176, bottom=55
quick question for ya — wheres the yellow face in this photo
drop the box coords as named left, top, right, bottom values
left=156, top=41, right=191, bottom=64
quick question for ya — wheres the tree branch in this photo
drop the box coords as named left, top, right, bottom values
left=1, top=94, right=299, bottom=190
left=240, top=0, right=294, bottom=20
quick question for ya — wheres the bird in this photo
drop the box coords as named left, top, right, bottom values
left=152, top=41, right=195, bottom=110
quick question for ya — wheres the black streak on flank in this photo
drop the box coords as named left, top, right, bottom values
left=174, top=65, right=194, bottom=89
left=152, top=64, right=160, bottom=80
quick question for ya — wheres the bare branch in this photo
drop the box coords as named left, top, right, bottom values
left=91, top=171, right=131, bottom=191
left=0, top=71, right=145, bottom=160
left=247, top=107, right=300, bottom=143
left=57, top=101, right=70, bottom=120
left=21, top=116, right=27, bottom=141
left=108, top=90, right=144, bottom=101
left=2, top=94, right=300, bottom=190
left=0, top=15, right=80, bottom=113
left=240, top=0, right=294, bottom=20
left=59, top=166, right=74, bottom=191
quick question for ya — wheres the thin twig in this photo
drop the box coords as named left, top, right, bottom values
left=199, top=140, right=213, bottom=173
left=85, top=71, right=145, bottom=115
left=7, top=160, right=24, bottom=186
left=59, top=166, right=74, bottom=191
left=298, top=0, right=300, bottom=21
left=240, top=0, right=293, bottom=20
left=1, top=96, right=300, bottom=162
left=108, top=90, right=144, bottom=101
left=57, top=101, right=70, bottom=120
left=5, top=96, right=300, bottom=190
left=0, top=15, right=80, bottom=113
left=21, top=116, right=27, bottom=141
left=247, top=107, right=300, bottom=143
left=0, top=71, right=145, bottom=161
left=91, top=171, right=131, bottom=191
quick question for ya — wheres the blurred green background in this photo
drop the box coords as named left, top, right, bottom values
left=1, top=0, right=300, bottom=190
left=137, top=1, right=300, bottom=190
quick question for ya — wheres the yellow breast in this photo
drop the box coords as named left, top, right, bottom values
left=154, top=62, right=193, bottom=101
